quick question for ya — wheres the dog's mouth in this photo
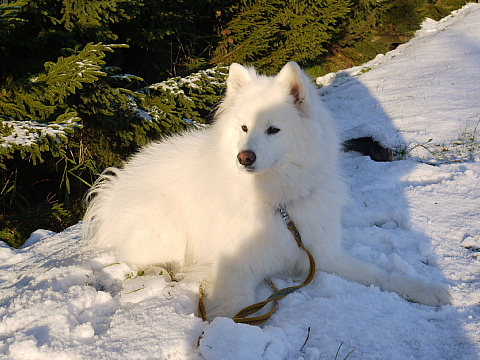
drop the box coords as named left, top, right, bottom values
left=238, top=164, right=257, bottom=173
left=238, top=162, right=278, bottom=174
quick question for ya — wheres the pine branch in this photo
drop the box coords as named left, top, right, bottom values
left=0, top=1, right=27, bottom=30
left=0, top=43, right=129, bottom=164
left=143, top=66, right=229, bottom=131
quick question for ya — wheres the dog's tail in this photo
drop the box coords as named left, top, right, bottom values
left=82, top=167, right=121, bottom=248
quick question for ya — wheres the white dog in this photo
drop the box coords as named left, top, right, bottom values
left=83, top=62, right=451, bottom=319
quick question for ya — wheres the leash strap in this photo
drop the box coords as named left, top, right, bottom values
left=198, top=205, right=317, bottom=325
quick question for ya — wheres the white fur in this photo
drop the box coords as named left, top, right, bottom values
left=83, top=62, right=452, bottom=319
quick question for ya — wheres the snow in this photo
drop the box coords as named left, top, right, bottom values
left=0, top=118, right=81, bottom=148
left=1, top=4, right=480, bottom=359
left=147, top=67, right=227, bottom=96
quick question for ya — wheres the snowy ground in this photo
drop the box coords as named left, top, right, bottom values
left=1, top=4, right=480, bottom=360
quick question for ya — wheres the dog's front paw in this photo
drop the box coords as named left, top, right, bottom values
left=200, top=285, right=257, bottom=320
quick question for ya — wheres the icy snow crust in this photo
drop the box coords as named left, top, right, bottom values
left=1, top=4, right=480, bottom=359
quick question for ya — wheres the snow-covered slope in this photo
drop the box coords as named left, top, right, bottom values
left=319, top=3, right=480, bottom=163
left=1, top=4, right=480, bottom=359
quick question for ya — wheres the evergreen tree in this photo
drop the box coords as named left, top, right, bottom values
left=109, top=0, right=236, bottom=82
left=143, top=67, right=228, bottom=129
left=0, top=0, right=470, bottom=247
left=0, top=0, right=231, bottom=247
left=0, top=41, right=139, bottom=246
left=211, top=0, right=448, bottom=75
left=0, top=0, right=137, bottom=80
left=0, top=43, right=136, bottom=164
left=0, top=35, right=227, bottom=247
left=339, top=0, right=428, bottom=47
left=324, top=0, right=429, bottom=70
left=211, top=0, right=351, bottom=74
left=0, top=0, right=229, bottom=83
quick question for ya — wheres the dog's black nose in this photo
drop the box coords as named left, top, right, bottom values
left=237, top=150, right=256, bottom=166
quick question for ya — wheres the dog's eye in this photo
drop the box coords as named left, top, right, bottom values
left=241, top=125, right=248, bottom=133
left=266, top=126, right=280, bottom=135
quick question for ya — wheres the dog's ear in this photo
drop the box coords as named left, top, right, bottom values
left=226, top=63, right=254, bottom=97
left=275, top=62, right=310, bottom=109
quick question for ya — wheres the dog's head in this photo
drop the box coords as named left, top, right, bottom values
left=217, top=62, right=321, bottom=175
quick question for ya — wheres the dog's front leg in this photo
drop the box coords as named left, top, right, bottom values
left=200, top=264, right=262, bottom=321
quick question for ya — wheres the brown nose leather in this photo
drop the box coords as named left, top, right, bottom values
left=237, top=150, right=256, bottom=166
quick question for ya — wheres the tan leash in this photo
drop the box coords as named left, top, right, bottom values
left=198, top=205, right=317, bottom=325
